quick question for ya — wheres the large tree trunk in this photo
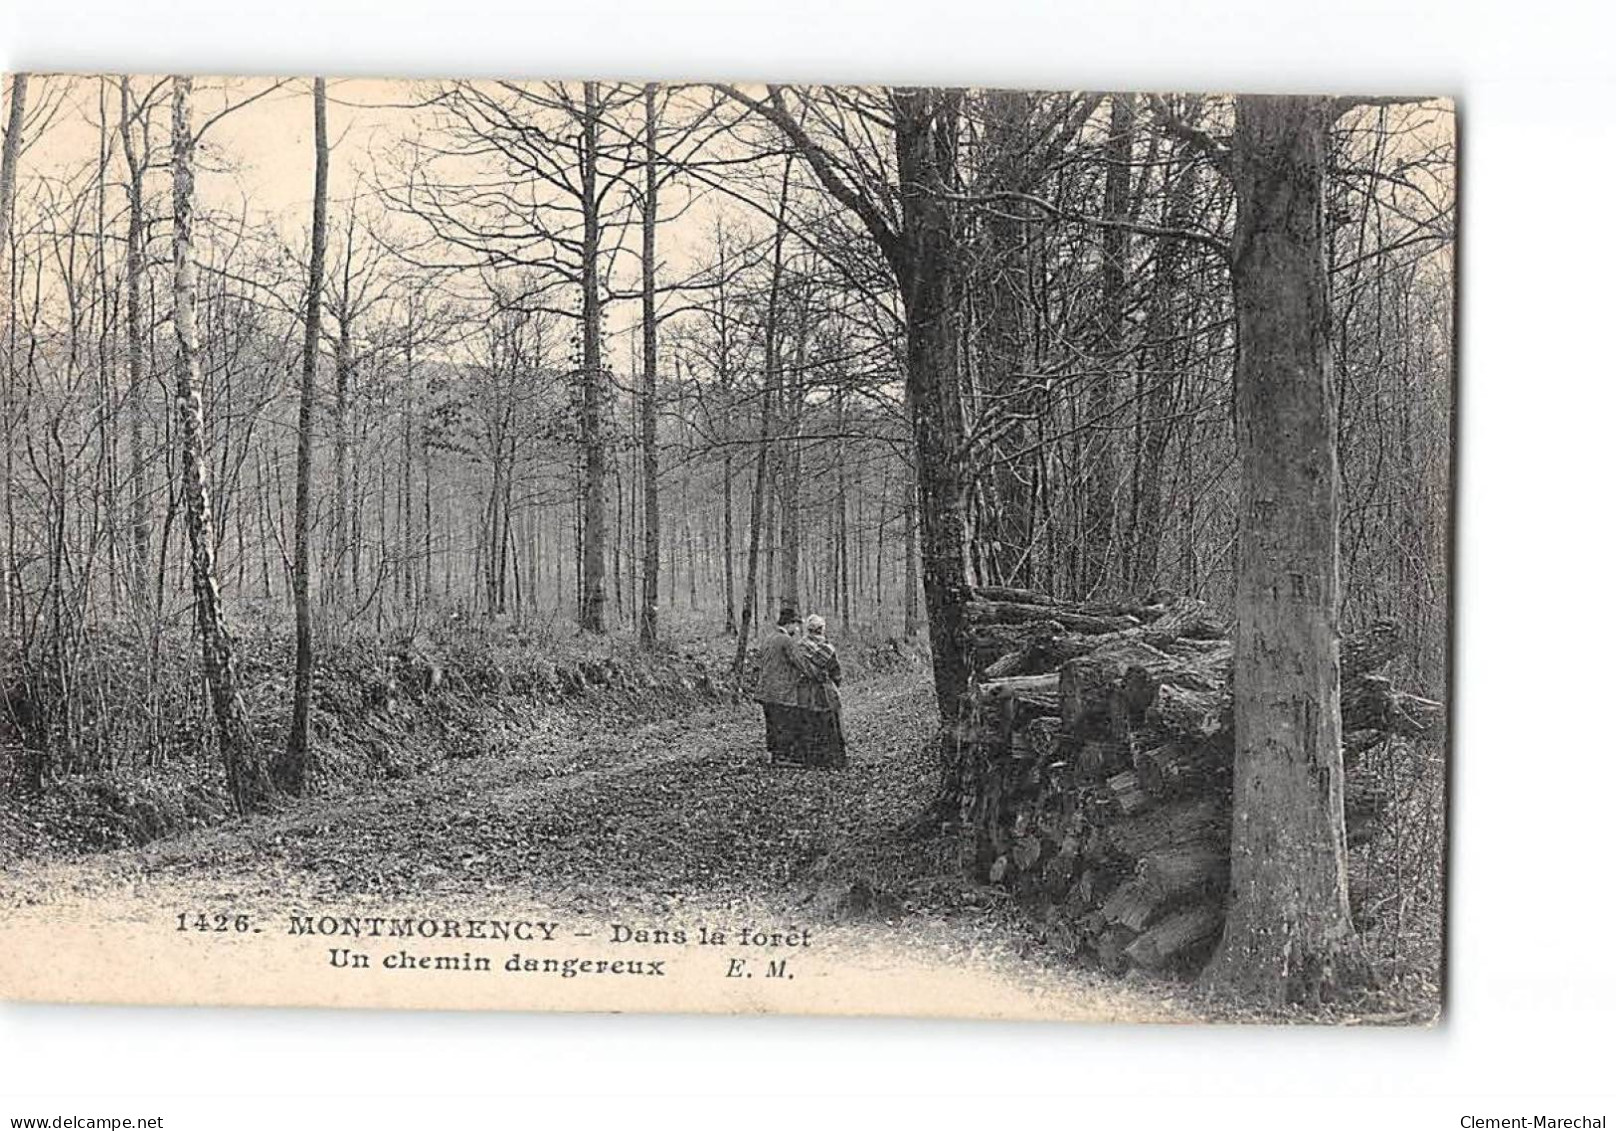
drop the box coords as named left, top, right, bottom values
left=891, top=89, right=975, bottom=826
left=170, top=75, right=274, bottom=813
left=893, top=89, right=971, bottom=721
left=638, top=82, right=661, bottom=647
left=578, top=81, right=609, bottom=633
left=727, top=84, right=976, bottom=807
left=277, top=76, right=328, bottom=796
left=1202, top=95, right=1364, bottom=1004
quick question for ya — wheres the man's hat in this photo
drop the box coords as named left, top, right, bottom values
left=777, top=606, right=801, bottom=627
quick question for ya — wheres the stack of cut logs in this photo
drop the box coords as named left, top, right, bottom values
left=956, top=585, right=1443, bottom=978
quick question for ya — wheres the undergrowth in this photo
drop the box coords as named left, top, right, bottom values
left=0, top=612, right=925, bottom=863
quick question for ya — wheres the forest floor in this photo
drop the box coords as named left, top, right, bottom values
left=0, top=662, right=1201, bottom=1024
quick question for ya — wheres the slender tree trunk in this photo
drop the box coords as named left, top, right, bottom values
left=402, top=334, right=417, bottom=610
left=1203, top=95, right=1364, bottom=1004
left=0, top=73, right=24, bottom=293
left=277, top=77, right=328, bottom=796
left=255, top=452, right=272, bottom=599
left=874, top=464, right=888, bottom=618
left=578, top=81, right=609, bottom=633
left=837, top=388, right=851, bottom=632
left=716, top=237, right=738, bottom=635
left=763, top=475, right=776, bottom=619
left=498, top=422, right=515, bottom=613
left=722, top=448, right=736, bottom=633
left=612, top=446, right=624, bottom=618
left=1080, top=93, right=1133, bottom=597
left=332, top=313, right=353, bottom=604
left=731, top=158, right=791, bottom=675
left=902, top=461, right=919, bottom=637
left=978, top=89, right=1036, bottom=588
left=1133, top=148, right=1196, bottom=592
left=778, top=296, right=805, bottom=612
left=423, top=433, right=435, bottom=603
left=638, top=83, right=661, bottom=647
left=0, top=74, right=27, bottom=629
left=170, top=75, right=273, bottom=813
left=118, top=78, right=152, bottom=607
left=349, top=366, right=363, bottom=604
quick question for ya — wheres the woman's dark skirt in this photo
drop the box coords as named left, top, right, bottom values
left=762, top=703, right=845, bottom=769
left=796, top=708, right=847, bottom=769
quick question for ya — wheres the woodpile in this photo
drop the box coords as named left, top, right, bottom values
left=956, top=587, right=1443, bottom=977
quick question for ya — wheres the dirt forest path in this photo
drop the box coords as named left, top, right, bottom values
left=0, top=671, right=1197, bottom=1023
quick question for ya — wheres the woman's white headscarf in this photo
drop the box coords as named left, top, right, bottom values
left=804, top=614, right=826, bottom=635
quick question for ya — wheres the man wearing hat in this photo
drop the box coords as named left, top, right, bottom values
left=755, top=606, right=808, bottom=764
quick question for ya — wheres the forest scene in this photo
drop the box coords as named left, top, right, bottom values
left=0, top=75, right=1454, bottom=1022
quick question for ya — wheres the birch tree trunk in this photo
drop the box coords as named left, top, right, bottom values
left=170, top=74, right=274, bottom=813
left=118, top=78, right=153, bottom=607
left=1203, top=94, right=1365, bottom=1004
left=277, top=76, right=328, bottom=796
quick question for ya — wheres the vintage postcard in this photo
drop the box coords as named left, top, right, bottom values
left=0, top=75, right=1453, bottom=1023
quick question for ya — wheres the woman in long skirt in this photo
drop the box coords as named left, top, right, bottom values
left=796, top=615, right=847, bottom=769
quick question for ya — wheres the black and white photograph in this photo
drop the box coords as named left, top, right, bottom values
left=0, top=73, right=1457, bottom=1028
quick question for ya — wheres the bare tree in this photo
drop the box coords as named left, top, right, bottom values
left=731, top=156, right=793, bottom=676
left=169, top=74, right=274, bottom=812
left=1079, top=93, right=1134, bottom=596
left=277, top=76, right=329, bottom=796
left=117, top=77, right=155, bottom=606
left=0, top=73, right=29, bottom=629
left=574, top=82, right=611, bottom=632
left=639, top=83, right=662, bottom=646
left=323, top=211, right=392, bottom=606
left=726, top=86, right=973, bottom=740
left=0, top=74, right=25, bottom=251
